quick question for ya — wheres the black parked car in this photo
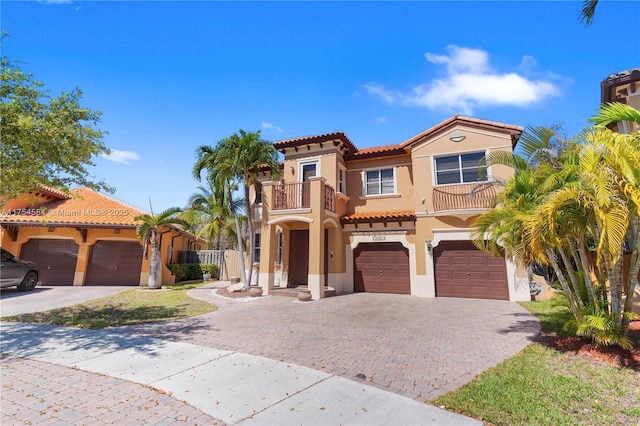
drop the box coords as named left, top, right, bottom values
left=0, top=248, right=40, bottom=291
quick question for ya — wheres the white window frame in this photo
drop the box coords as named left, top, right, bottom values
left=253, top=232, right=261, bottom=264
left=275, top=230, right=283, bottom=265
left=434, top=151, right=488, bottom=186
left=363, top=167, right=396, bottom=196
left=298, top=161, right=319, bottom=183
left=338, top=166, right=346, bottom=194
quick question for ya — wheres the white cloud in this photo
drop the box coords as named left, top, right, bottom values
left=375, top=117, right=387, bottom=124
left=366, top=45, right=561, bottom=115
left=261, top=122, right=283, bottom=132
left=37, top=0, right=73, bottom=4
left=425, top=45, right=491, bottom=74
left=101, top=149, right=140, bottom=165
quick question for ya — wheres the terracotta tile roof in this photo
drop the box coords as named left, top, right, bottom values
left=274, top=131, right=358, bottom=154
left=33, top=184, right=72, bottom=200
left=344, top=144, right=408, bottom=161
left=341, top=210, right=416, bottom=224
left=399, top=115, right=523, bottom=149
left=1, top=187, right=147, bottom=228
left=276, top=116, right=523, bottom=162
left=601, top=67, right=640, bottom=104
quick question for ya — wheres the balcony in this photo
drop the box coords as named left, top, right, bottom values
left=432, top=183, right=497, bottom=212
left=272, top=182, right=336, bottom=212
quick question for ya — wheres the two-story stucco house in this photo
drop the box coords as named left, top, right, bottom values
left=253, top=115, right=531, bottom=302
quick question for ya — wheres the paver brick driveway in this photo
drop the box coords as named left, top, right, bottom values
left=120, top=287, right=541, bottom=401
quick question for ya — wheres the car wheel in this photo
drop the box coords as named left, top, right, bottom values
left=18, top=271, right=38, bottom=291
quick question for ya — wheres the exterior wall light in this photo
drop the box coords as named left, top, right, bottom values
left=426, top=238, right=433, bottom=254
left=449, top=131, right=466, bottom=143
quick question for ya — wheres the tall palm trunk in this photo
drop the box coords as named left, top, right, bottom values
left=558, top=246, right=584, bottom=309
left=547, top=248, right=582, bottom=319
left=229, top=187, right=247, bottom=287
left=577, top=244, right=601, bottom=310
left=148, top=239, right=161, bottom=289
left=244, top=184, right=253, bottom=289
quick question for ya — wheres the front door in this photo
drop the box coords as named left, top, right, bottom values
left=289, top=230, right=309, bottom=286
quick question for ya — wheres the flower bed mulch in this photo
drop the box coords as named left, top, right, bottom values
left=538, top=320, right=640, bottom=370
left=215, top=287, right=253, bottom=299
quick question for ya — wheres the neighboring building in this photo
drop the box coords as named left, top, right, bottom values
left=253, top=115, right=531, bottom=301
left=0, top=187, right=203, bottom=286
left=600, top=67, right=640, bottom=133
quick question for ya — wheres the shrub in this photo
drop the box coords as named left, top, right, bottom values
left=200, top=263, right=218, bottom=276
left=167, top=263, right=218, bottom=282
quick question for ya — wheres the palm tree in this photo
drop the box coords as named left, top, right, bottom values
left=193, top=129, right=280, bottom=288
left=474, top=117, right=640, bottom=347
left=182, top=178, right=236, bottom=249
left=590, top=103, right=640, bottom=330
left=135, top=206, right=189, bottom=289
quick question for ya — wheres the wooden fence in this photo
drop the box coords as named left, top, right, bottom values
left=177, top=250, right=247, bottom=280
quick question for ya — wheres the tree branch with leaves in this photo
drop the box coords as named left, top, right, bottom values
left=1, top=34, right=113, bottom=204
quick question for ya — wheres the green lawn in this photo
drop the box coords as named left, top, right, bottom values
left=1, top=282, right=217, bottom=329
left=433, top=297, right=640, bottom=425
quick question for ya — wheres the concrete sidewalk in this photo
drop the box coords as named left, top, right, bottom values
left=1, top=322, right=480, bottom=425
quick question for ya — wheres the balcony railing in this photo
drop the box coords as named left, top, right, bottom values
left=271, top=182, right=336, bottom=212
left=432, top=183, right=497, bottom=212
left=324, top=185, right=335, bottom=212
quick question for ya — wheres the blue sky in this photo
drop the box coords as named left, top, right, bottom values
left=3, top=0, right=639, bottom=212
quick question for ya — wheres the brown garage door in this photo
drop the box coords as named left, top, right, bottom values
left=354, top=242, right=410, bottom=294
left=20, top=239, right=79, bottom=286
left=434, top=240, right=508, bottom=300
left=85, top=241, right=143, bottom=286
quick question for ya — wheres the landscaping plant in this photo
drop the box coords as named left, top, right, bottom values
left=472, top=103, right=640, bottom=345
left=193, top=129, right=280, bottom=289
left=135, top=206, right=190, bottom=289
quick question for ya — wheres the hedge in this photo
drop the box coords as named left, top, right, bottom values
left=167, top=263, right=219, bottom=282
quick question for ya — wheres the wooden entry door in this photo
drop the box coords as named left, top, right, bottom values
left=289, top=230, right=309, bottom=286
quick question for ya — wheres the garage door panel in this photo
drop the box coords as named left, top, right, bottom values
left=21, top=239, right=78, bottom=286
left=85, top=241, right=142, bottom=286
left=435, top=240, right=508, bottom=300
left=354, top=242, right=410, bottom=294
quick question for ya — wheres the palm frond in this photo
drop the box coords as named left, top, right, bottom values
left=589, top=102, right=640, bottom=127
left=578, top=0, right=599, bottom=26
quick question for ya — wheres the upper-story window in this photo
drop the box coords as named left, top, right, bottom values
left=253, top=233, right=261, bottom=264
left=338, top=168, right=346, bottom=193
left=254, top=182, right=263, bottom=204
left=365, top=168, right=395, bottom=195
left=300, top=162, right=317, bottom=182
left=435, top=152, right=487, bottom=185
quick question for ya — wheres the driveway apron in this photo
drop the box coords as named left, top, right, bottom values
left=122, top=287, right=541, bottom=401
